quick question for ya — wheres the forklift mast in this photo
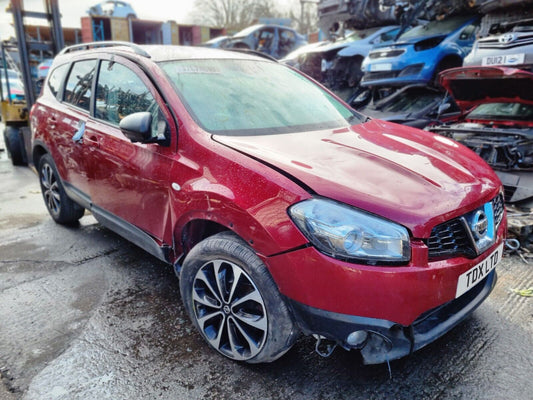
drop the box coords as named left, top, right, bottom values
left=2, top=0, right=64, bottom=166
left=9, top=0, right=64, bottom=108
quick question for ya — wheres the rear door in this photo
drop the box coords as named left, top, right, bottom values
left=87, top=55, right=177, bottom=244
left=52, top=59, right=97, bottom=201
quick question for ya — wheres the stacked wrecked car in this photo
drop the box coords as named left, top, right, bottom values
left=306, top=0, right=533, bottom=248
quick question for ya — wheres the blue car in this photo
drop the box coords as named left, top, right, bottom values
left=226, top=24, right=307, bottom=59
left=361, top=15, right=480, bottom=87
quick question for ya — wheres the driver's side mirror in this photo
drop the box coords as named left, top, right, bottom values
left=119, top=112, right=153, bottom=143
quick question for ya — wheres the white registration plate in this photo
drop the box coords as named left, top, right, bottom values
left=371, top=63, right=392, bottom=72
left=481, top=53, right=525, bottom=66
left=455, top=243, right=503, bottom=298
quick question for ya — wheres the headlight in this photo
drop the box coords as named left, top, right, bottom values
left=288, top=198, right=410, bottom=264
left=414, top=36, right=445, bottom=51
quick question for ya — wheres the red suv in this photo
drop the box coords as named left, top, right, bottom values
left=30, top=42, right=505, bottom=365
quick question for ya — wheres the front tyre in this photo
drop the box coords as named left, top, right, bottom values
left=38, top=154, right=85, bottom=224
left=180, top=232, right=297, bottom=363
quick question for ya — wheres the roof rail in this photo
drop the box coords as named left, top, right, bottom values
left=59, top=41, right=151, bottom=58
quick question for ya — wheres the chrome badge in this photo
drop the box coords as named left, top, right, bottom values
left=471, top=210, right=489, bottom=239
left=499, top=33, right=516, bottom=44
left=465, top=202, right=496, bottom=254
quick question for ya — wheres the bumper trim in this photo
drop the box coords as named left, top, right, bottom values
left=285, top=270, right=497, bottom=364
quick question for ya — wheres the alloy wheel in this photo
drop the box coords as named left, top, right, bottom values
left=192, top=259, right=268, bottom=360
left=41, top=163, right=61, bottom=215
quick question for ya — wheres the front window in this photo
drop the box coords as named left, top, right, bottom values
left=160, top=59, right=362, bottom=136
left=95, top=61, right=166, bottom=140
left=399, top=15, right=473, bottom=40
left=96, top=61, right=155, bottom=125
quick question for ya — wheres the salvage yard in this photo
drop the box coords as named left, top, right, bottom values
left=1, top=124, right=532, bottom=399
left=2, top=1, right=533, bottom=399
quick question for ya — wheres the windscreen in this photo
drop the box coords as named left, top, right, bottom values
left=468, top=103, right=533, bottom=121
left=336, top=27, right=380, bottom=44
left=379, top=91, right=440, bottom=113
left=399, top=15, right=472, bottom=40
left=160, top=59, right=362, bottom=136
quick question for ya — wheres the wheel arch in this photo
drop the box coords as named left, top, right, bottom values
left=171, top=197, right=307, bottom=274
left=432, top=54, right=464, bottom=86
left=435, top=53, right=463, bottom=71
left=179, top=218, right=230, bottom=257
left=32, top=141, right=49, bottom=170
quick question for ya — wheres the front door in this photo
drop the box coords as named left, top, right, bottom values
left=87, top=56, right=177, bottom=244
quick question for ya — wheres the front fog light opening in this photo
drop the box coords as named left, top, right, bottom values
left=398, top=63, right=423, bottom=77
left=346, top=330, right=369, bottom=349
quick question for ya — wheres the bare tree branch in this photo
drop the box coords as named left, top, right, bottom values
left=191, top=0, right=294, bottom=32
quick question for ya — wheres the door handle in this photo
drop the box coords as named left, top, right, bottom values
left=46, top=116, right=57, bottom=129
left=84, top=135, right=100, bottom=148
left=72, top=121, right=85, bottom=144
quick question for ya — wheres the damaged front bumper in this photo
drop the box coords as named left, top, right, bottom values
left=286, top=270, right=496, bottom=365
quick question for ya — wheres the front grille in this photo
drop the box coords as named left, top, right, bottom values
left=493, top=193, right=504, bottom=229
left=503, top=185, right=516, bottom=201
left=427, top=219, right=474, bottom=259
left=478, top=34, right=533, bottom=49
left=361, top=71, right=399, bottom=81
left=369, top=49, right=405, bottom=59
left=427, top=195, right=504, bottom=260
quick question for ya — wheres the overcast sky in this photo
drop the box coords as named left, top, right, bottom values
left=0, top=0, right=196, bottom=40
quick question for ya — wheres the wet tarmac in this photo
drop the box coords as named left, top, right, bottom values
left=1, top=131, right=532, bottom=399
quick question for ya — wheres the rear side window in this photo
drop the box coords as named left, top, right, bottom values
left=47, top=64, right=69, bottom=98
left=64, top=60, right=96, bottom=111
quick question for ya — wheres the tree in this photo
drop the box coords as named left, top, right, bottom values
left=290, top=0, right=318, bottom=35
left=191, top=0, right=280, bottom=32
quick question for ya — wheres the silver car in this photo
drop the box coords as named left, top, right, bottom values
left=464, top=25, right=533, bottom=68
left=317, top=0, right=396, bottom=32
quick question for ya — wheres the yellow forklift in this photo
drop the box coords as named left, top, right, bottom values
left=1, top=42, right=30, bottom=165
left=1, top=0, right=64, bottom=166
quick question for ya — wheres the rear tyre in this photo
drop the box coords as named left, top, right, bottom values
left=180, top=231, right=297, bottom=363
left=4, top=126, right=26, bottom=166
left=38, top=154, right=85, bottom=224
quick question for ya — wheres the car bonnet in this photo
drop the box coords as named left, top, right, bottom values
left=213, top=119, right=500, bottom=238
left=439, top=66, right=533, bottom=111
